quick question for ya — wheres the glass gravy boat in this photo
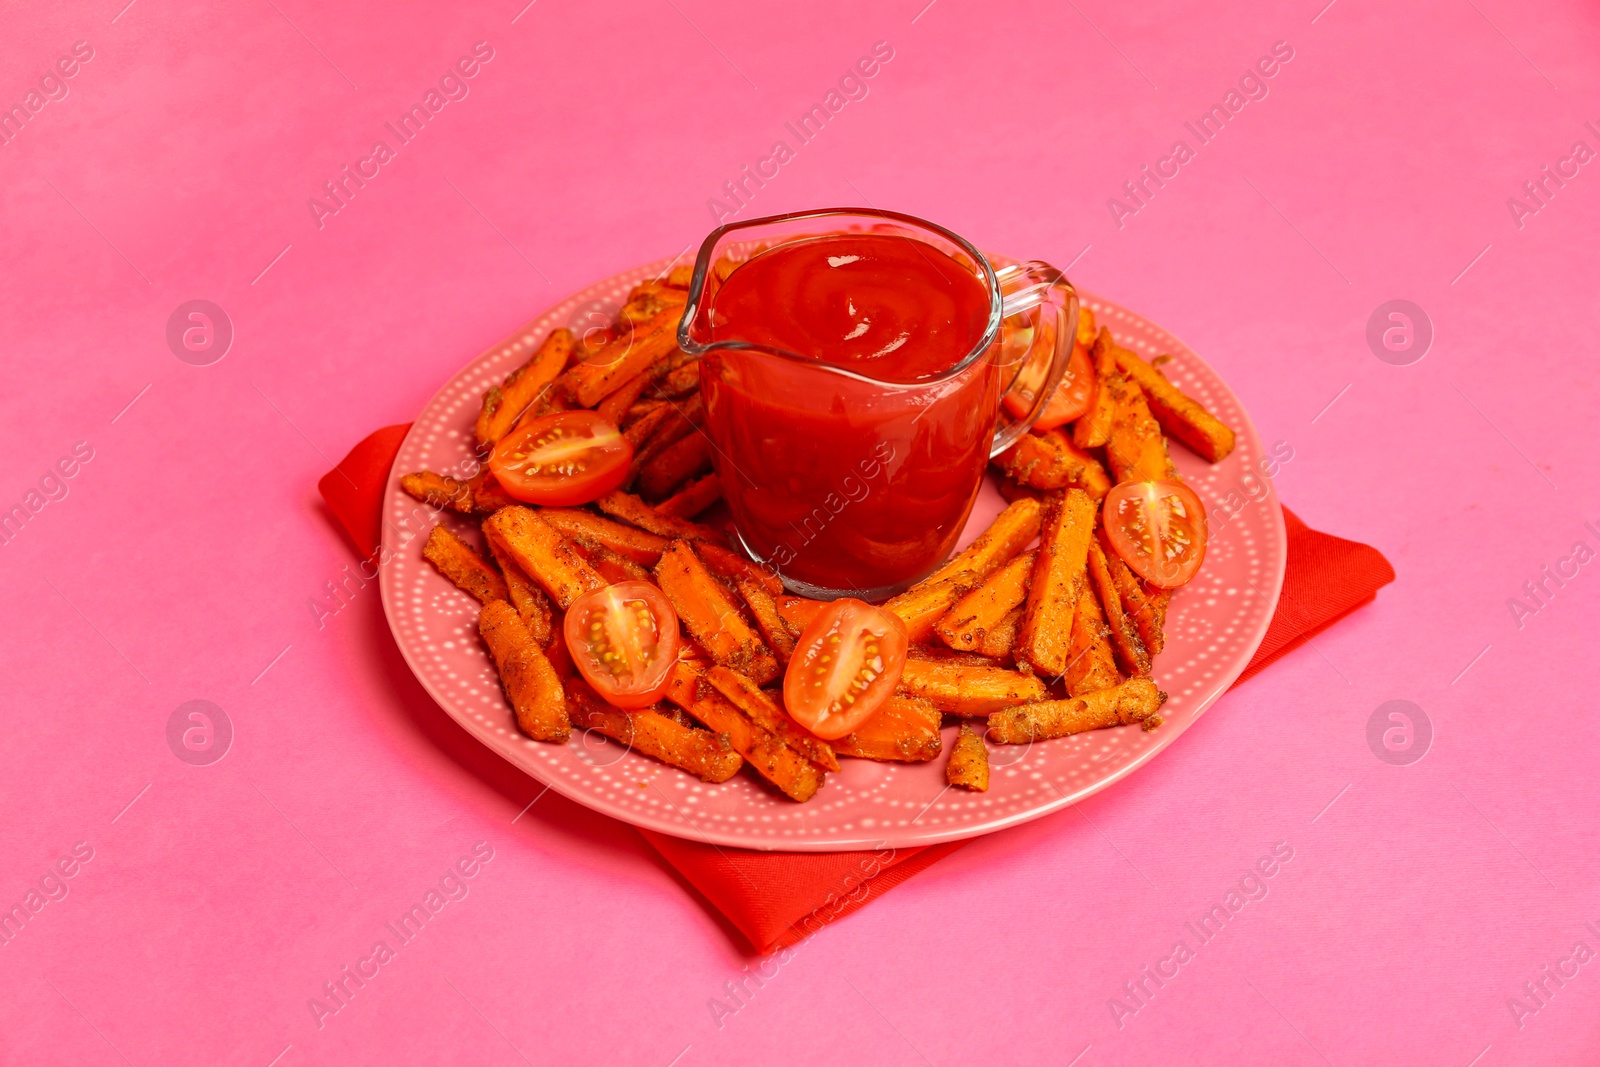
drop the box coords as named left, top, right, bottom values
left=679, top=207, right=1077, bottom=601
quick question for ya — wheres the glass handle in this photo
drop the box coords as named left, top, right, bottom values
left=989, top=261, right=1079, bottom=457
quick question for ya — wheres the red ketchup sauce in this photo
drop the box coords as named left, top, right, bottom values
left=700, top=232, right=997, bottom=596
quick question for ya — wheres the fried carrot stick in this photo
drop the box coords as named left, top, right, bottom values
left=921, top=497, right=1043, bottom=588
left=831, top=695, right=943, bottom=763
left=637, top=430, right=713, bottom=501
left=628, top=394, right=703, bottom=482
left=1017, top=489, right=1097, bottom=677
left=697, top=541, right=782, bottom=597
left=472, top=476, right=518, bottom=516
left=1105, top=380, right=1175, bottom=484
left=566, top=679, right=742, bottom=783
left=483, top=523, right=554, bottom=645
left=884, top=572, right=982, bottom=644
left=422, top=525, right=508, bottom=604
left=644, top=361, right=701, bottom=399
left=654, top=540, right=779, bottom=684
left=621, top=404, right=672, bottom=451
left=596, top=368, right=657, bottom=428
left=987, top=678, right=1165, bottom=743
left=1063, top=580, right=1120, bottom=697
left=935, top=550, right=1036, bottom=652
left=995, top=474, right=1044, bottom=505
left=777, top=596, right=826, bottom=637
left=596, top=490, right=727, bottom=545
left=537, top=508, right=668, bottom=566
left=570, top=537, right=653, bottom=584
left=568, top=308, right=683, bottom=407
left=704, top=666, right=840, bottom=772
left=896, top=658, right=1050, bottom=716
left=1073, top=327, right=1119, bottom=449
left=945, top=724, right=990, bottom=791
left=1087, top=539, right=1150, bottom=676
left=401, top=470, right=478, bottom=514
left=976, top=607, right=1024, bottom=661
left=1097, top=527, right=1164, bottom=656
left=475, top=327, right=573, bottom=449
left=1113, top=347, right=1235, bottom=462
left=665, top=662, right=824, bottom=801
left=664, top=263, right=695, bottom=288
left=478, top=600, right=570, bottom=741
left=657, top=473, right=721, bottom=518
left=734, top=576, right=798, bottom=664
left=994, top=428, right=1111, bottom=499
left=481, top=506, right=606, bottom=609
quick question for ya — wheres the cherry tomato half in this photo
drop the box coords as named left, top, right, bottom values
left=782, top=599, right=908, bottom=740
left=563, top=581, right=681, bottom=708
left=1102, top=479, right=1209, bottom=589
left=1002, top=306, right=1097, bottom=430
left=489, top=410, right=632, bottom=506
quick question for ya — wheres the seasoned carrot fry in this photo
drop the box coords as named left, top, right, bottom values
left=570, top=537, right=653, bottom=584
left=1075, top=304, right=1097, bottom=348
left=623, top=399, right=667, bottom=428
left=481, top=506, right=606, bottom=609
left=946, top=724, right=989, bottom=790
left=704, top=666, right=840, bottom=772
left=644, top=361, right=701, bottom=399
left=618, top=286, right=689, bottom=328
left=1063, top=580, right=1120, bottom=696
left=596, top=490, right=727, bottom=545
left=1097, top=528, right=1165, bottom=657
left=568, top=308, right=682, bottom=407
left=976, top=607, right=1024, bottom=661
left=657, top=473, right=721, bottom=518
left=987, top=678, right=1165, bottom=743
left=1146, top=584, right=1171, bottom=650
left=566, top=679, right=742, bottom=783
left=995, top=475, right=1044, bottom=505
left=1087, top=539, right=1149, bottom=676
left=475, top=327, right=573, bottom=449
left=1105, top=380, right=1175, bottom=484
left=538, top=509, right=668, bottom=566
left=896, top=658, right=1049, bottom=716
left=628, top=394, right=702, bottom=480
left=1073, top=327, right=1119, bottom=449
left=664, top=263, right=695, bottom=288
left=654, top=540, right=779, bottom=684
left=621, top=404, right=672, bottom=451
left=832, top=695, right=943, bottom=762
left=734, top=576, right=798, bottom=664
left=906, top=643, right=1007, bottom=669
left=697, top=540, right=783, bottom=598
left=1113, top=346, right=1235, bottom=462
left=422, top=525, right=508, bottom=604
left=472, top=476, right=518, bottom=516
left=936, top=550, right=1035, bottom=652
left=478, top=600, right=569, bottom=741
left=1017, top=489, right=1097, bottom=677
left=596, top=367, right=656, bottom=427
left=665, top=663, right=823, bottom=801
left=922, top=497, right=1043, bottom=587
left=484, top=524, right=553, bottom=645
left=994, top=428, right=1110, bottom=499
left=884, top=572, right=981, bottom=644
left=637, top=429, right=712, bottom=501
left=777, top=596, right=826, bottom=637
left=401, top=470, right=477, bottom=514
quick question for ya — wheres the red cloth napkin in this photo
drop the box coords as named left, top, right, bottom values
left=321, top=425, right=1394, bottom=954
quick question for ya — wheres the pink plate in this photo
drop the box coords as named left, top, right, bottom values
left=379, top=256, right=1286, bottom=852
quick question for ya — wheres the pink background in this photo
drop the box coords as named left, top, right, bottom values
left=2, top=0, right=1596, bottom=1063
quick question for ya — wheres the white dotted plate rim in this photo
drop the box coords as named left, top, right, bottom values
left=378, top=256, right=1286, bottom=852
